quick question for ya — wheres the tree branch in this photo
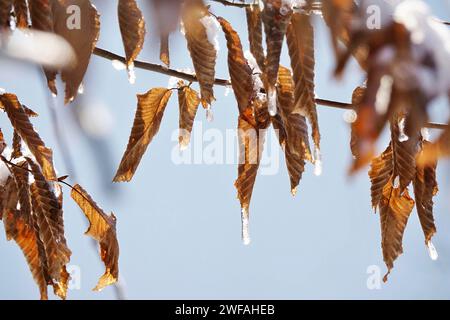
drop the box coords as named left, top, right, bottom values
left=92, top=47, right=448, bottom=130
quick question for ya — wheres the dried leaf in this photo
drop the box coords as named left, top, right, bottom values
left=379, top=179, right=414, bottom=281
left=350, top=86, right=365, bottom=159
left=29, top=0, right=57, bottom=95
left=178, top=84, right=201, bottom=149
left=11, top=130, right=22, bottom=159
left=53, top=0, right=100, bottom=104
left=0, top=0, right=13, bottom=29
left=413, top=141, right=438, bottom=244
left=0, top=177, right=18, bottom=224
left=13, top=0, right=29, bottom=29
left=27, top=158, right=71, bottom=285
left=114, top=88, right=173, bottom=182
left=271, top=113, right=287, bottom=148
left=182, top=2, right=217, bottom=108
left=262, top=0, right=292, bottom=98
left=218, top=16, right=253, bottom=115
left=0, top=129, right=6, bottom=155
left=369, top=144, right=393, bottom=210
left=118, top=0, right=145, bottom=69
left=71, top=184, right=119, bottom=291
left=245, top=4, right=265, bottom=71
left=286, top=12, right=319, bottom=150
left=0, top=93, right=57, bottom=181
left=235, top=116, right=266, bottom=244
left=419, top=126, right=450, bottom=166
left=277, top=66, right=311, bottom=192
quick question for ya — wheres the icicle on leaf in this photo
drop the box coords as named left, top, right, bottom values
left=0, top=93, right=57, bottom=181
left=71, top=184, right=119, bottom=291
left=27, top=158, right=71, bottom=288
left=413, top=141, right=438, bottom=245
left=245, top=4, right=265, bottom=72
left=379, top=179, right=414, bottom=282
left=14, top=0, right=29, bottom=29
left=114, top=88, right=173, bottom=182
left=118, top=0, right=145, bottom=81
left=182, top=2, right=217, bottom=108
left=178, top=83, right=201, bottom=150
left=286, top=12, right=320, bottom=152
left=235, top=116, right=266, bottom=245
left=262, top=0, right=292, bottom=115
left=53, top=0, right=100, bottom=104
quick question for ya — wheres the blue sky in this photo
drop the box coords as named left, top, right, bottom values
left=0, top=0, right=449, bottom=299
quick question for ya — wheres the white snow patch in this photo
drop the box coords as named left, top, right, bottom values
left=200, top=15, right=220, bottom=54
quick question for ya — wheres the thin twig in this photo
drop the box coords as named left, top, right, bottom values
left=210, top=0, right=250, bottom=8
left=93, top=47, right=448, bottom=130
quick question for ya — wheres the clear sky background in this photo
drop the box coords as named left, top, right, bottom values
left=0, top=0, right=449, bottom=299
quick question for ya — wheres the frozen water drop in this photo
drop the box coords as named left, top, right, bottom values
left=343, top=109, right=357, bottom=123
left=112, top=59, right=126, bottom=71
left=127, top=63, right=136, bottom=84
left=398, top=118, right=409, bottom=142
left=427, top=241, right=438, bottom=261
left=77, top=83, right=84, bottom=95
left=206, top=105, right=214, bottom=122
left=291, top=187, right=298, bottom=197
left=313, top=147, right=322, bottom=176
left=393, top=176, right=400, bottom=189
left=268, top=88, right=277, bottom=116
left=241, top=207, right=251, bottom=246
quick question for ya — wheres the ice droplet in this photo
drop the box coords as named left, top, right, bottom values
left=427, top=241, right=438, bottom=261
left=77, top=83, right=84, bottom=94
left=206, top=105, right=214, bottom=122
left=268, top=88, right=277, bottom=116
left=127, top=63, right=136, bottom=84
left=112, top=59, right=126, bottom=70
left=343, top=109, right=357, bottom=123
left=291, top=187, right=298, bottom=197
left=313, top=147, right=322, bottom=176
left=398, top=118, right=409, bottom=142
left=241, top=207, right=251, bottom=246
left=393, top=176, right=400, bottom=189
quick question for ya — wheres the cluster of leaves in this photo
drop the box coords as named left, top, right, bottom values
left=0, top=96, right=118, bottom=299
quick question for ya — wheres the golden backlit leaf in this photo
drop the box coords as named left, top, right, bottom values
left=369, top=144, right=393, bottom=211
left=29, top=0, right=58, bottom=95
left=118, top=0, right=145, bottom=68
left=262, top=0, right=292, bottom=96
left=286, top=12, right=319, bottom=150
left=379, top=179, right=414, bottom=281
left=178, top=84, right=201, bottom=149
left=182, top=2, right=217, bottom=108
left=71, top=184, right=119, bottom=291
left=413, top=141, right=438, bottom=244
left=53, top=0, right=100, bottom=104
left=245, top=4, right=265, bottom=71
left=218, top=16, right=253, bottom=115
left=0, top=93, right=57, bottom=181
left=277, top=66, right=311, bottom=192
left=114, top=88, right=173, bottom=182
left=14, top=0, right=29, bottom=29
left=0, top=0, right=13, bottom=29
left=235, top=115, right=266, bottom=241
left=27, top=158, right=71, bottom=285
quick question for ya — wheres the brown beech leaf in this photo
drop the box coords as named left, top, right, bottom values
left=27, top=158, right=71, bottom=288
left=262, top=0, right=292, bottom=107
left=114, top=88, right=173, bottom=182
left=245, top=4, right=265, bottom=71
left=350, top=85, right=365, bottom=159
left=419, top=126, right=450, bottom=166
left=277, top=66, right=311, bottom=193
left=29, top=0, right=58, bottom=95
left=182, top=2, right=217, bottom=108
left=5, top=162, right=50, bottom=300
left=118, top=0, right=145, bottom=70
left=379, top=179, right=414, bottom=282
left=413, top=141, right=438, bottom=244
left=369, top=144, right=393, bottom=211
left=235, top=115, right=266, bottom=245
left=178, top=83, right=201, bottom=149
left=0, top=94, right=57, bottom=181
left=0, top=129, right=6, bottom=155
left=271, top=113, right=287, bottom=148
left=218, top=16, right=253, bottom=115
left=53, top=0, right=100, bottom=104
left=14, top=0, right=29, bottom=29
left=0, top=0, right=13, bottom=29
left=286, top=12, right=319, bottom=150
left=11, top=130, right=22, bottom=159
left=71, top=184, right=119, bottom=291
left=1, top=177, right=18, bottom=224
